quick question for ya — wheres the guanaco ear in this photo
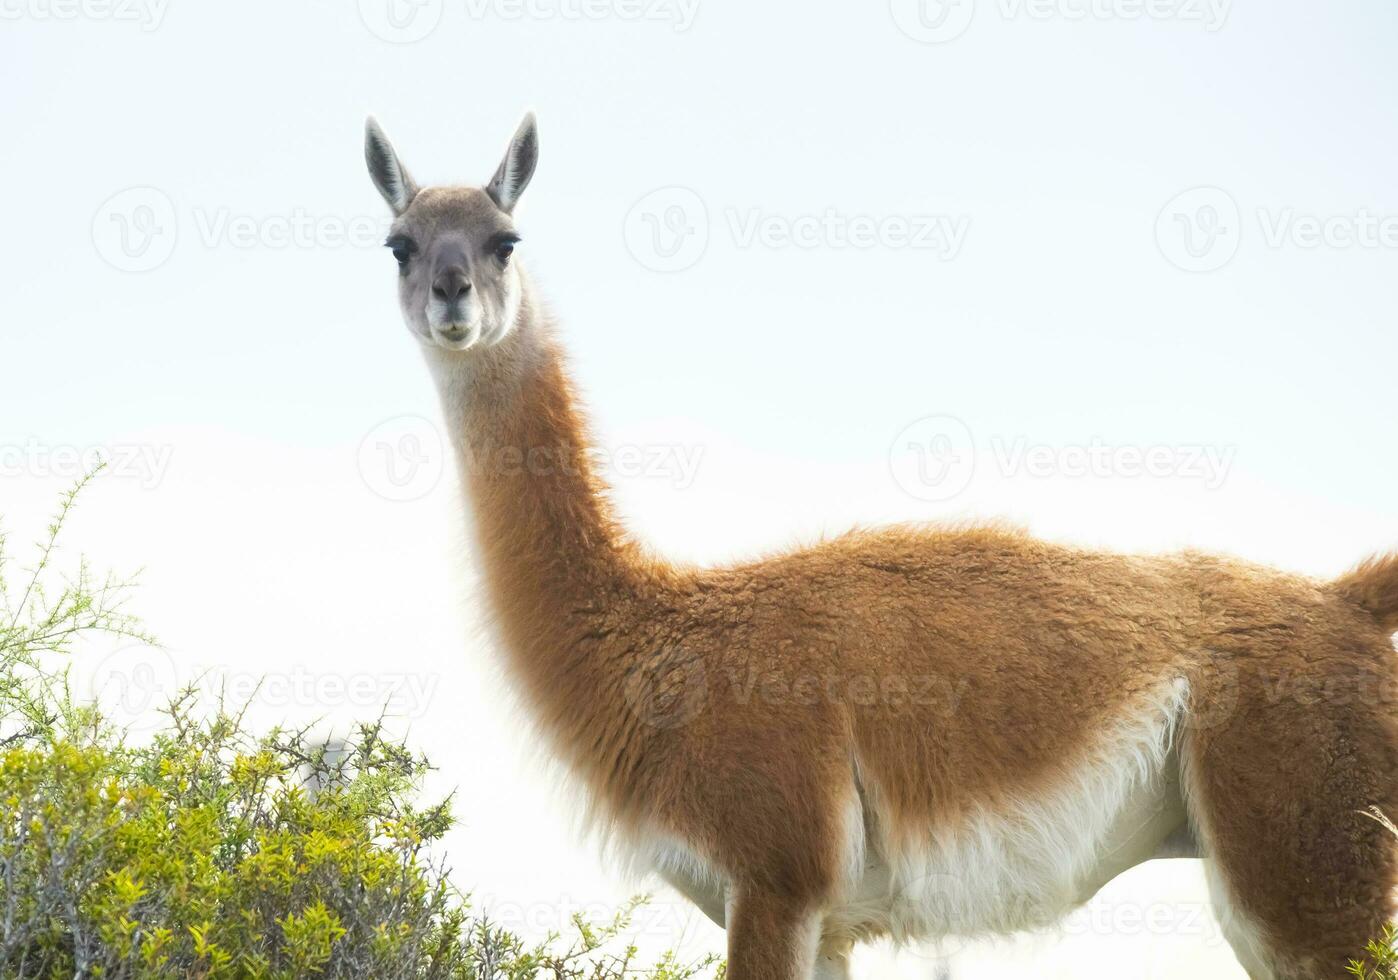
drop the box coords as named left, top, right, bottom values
left=486, top=112, right=538, bottom=214
left=364, top=116, right=419, bottom=215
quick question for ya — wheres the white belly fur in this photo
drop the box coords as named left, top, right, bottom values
left=648, top=679, right=1193, bottom=951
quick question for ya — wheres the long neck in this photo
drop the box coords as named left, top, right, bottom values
left=424, top=289, right=665, bottom=756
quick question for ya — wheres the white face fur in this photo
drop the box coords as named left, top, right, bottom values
left=365, top=114, right=538, bottom=353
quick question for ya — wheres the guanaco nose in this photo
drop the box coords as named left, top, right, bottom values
left=432, top=267, right=471, bottom=304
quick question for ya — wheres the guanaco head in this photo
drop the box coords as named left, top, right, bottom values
left=364, top=114, right=538, bottom=352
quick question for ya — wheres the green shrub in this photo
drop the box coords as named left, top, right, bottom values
left=2, top=707, right=461, bottom=978
left=0, top=476, right=721, bottom=979
left=1347, top=809, right=1398, bottom=979
left=1350, top=924, right=1398, bottom=980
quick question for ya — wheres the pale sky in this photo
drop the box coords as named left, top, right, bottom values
left=5, top=1, right=1398, bottom=976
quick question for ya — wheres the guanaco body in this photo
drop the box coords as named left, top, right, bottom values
left=365, top=114, right=1398, bottom=979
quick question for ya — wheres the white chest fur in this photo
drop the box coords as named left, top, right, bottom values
left=643, top=681, right=1192, bottom=953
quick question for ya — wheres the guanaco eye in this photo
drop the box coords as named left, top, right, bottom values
left=385, top=236, right=417, bottom=266
left=490, top=233, right=520, bottom=263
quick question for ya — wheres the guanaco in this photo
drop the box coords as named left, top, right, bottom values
left=365, top=113, right=1398, bottom=980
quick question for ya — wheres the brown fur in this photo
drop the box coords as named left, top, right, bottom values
left=1338, top=555, right=1398, bottom=634
left=432, top=307, right=1398, bottom=979
left=366, top=121, right=1398, bottom=978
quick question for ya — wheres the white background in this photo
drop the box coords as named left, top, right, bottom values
left=4, top=0, right=1398, bottom=975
